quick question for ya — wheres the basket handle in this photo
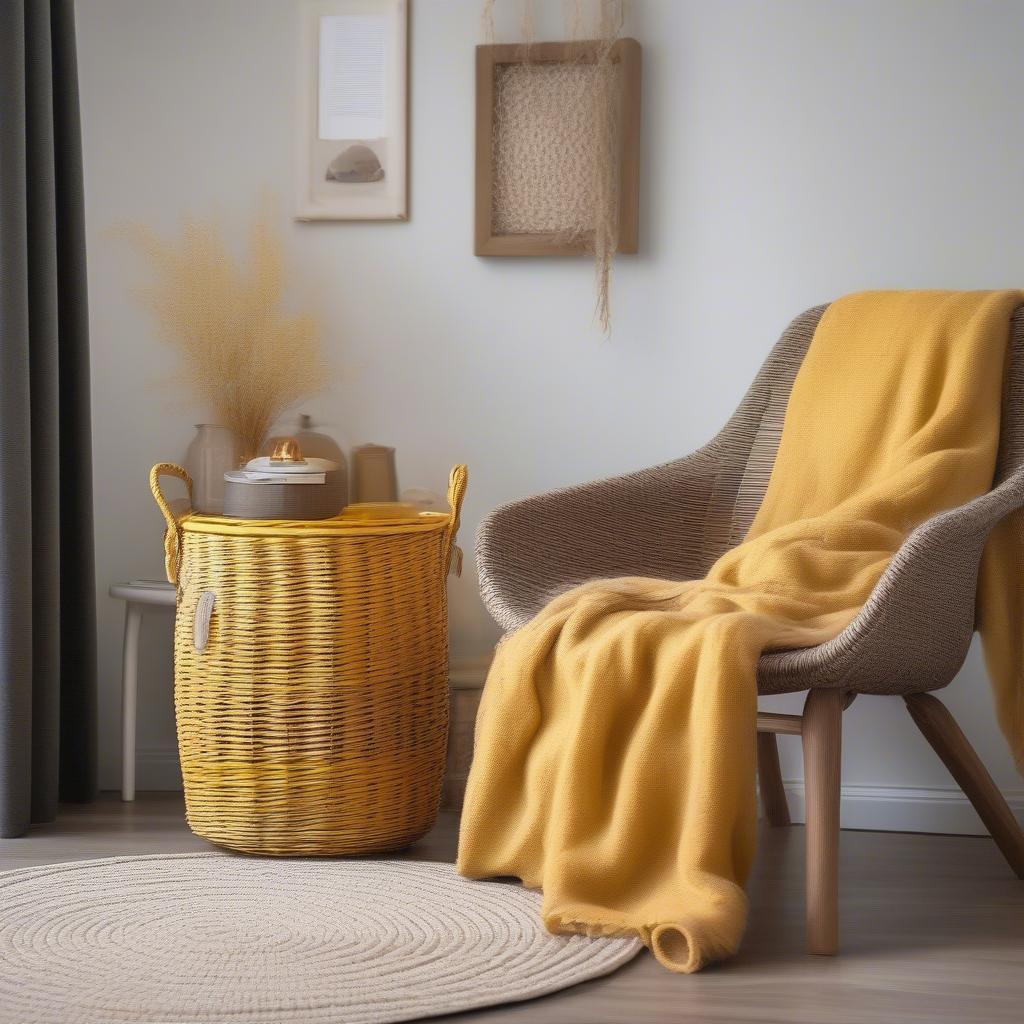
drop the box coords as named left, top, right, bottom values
left=149, top=462, right=193, bottom=586
left=444, top=465, right=468, bottom=577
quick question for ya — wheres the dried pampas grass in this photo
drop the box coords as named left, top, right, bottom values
left=124, top=205, right=328, bottom=460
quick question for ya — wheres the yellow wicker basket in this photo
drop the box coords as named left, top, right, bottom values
left=150, top=462, right=467, bottom=856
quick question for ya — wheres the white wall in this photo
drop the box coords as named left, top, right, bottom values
left=75, top=0, right=1024, bottom=829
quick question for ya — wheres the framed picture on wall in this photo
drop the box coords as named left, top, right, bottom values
left=474, top=38, right=640, bottom=256
left=295, top=0, right=409, bottom=221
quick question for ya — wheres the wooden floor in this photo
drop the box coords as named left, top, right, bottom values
left=3, top=794, right=1022, bottom=1024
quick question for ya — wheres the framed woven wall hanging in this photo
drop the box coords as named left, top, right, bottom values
left=474, top=39, right=641, bottom=258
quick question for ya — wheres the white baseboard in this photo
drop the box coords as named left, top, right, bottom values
left=781, top=781, right=1024, bottom=835
left=449, top=656, right=494, bottom=689
left=135, top=747, right=182, bottom=791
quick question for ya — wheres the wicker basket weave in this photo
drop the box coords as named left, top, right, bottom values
left=150, top=462, right=467, bottom=856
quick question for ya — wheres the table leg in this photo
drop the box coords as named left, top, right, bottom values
left=121, top=603, right=142, bottom=802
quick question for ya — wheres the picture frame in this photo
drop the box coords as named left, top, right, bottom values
left=474, top=39, right=641, bottom=257
left=295, top=0, right=409, bottom=222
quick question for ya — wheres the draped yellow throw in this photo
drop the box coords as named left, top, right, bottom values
left=457, top=290, right=1024, bottom=973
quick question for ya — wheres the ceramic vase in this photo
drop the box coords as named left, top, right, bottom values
left=184, top=424, right=239, bottom=514
left=351, top=443, right=398, bottom=502
left=295, top=415, right=349, bottom=505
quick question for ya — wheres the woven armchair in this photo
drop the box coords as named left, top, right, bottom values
left=477, top=305, right=1024, bottom=955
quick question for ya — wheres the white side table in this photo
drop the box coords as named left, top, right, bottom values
left=109, top=580, right=177, bottom=801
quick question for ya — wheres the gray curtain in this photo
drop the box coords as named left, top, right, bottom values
left=0, top=0, right=97, bottom=837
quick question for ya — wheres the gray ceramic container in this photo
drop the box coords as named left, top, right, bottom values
left=222, top=469, right=348, bottom=520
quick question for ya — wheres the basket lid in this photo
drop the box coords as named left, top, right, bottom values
left=339, top=501, right=423, bottom=523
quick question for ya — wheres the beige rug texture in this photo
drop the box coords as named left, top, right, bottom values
left=0, top=852, right=641, bottom=1023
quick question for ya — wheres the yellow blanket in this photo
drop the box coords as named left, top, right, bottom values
left=457, top=290, right=1024, bottom=972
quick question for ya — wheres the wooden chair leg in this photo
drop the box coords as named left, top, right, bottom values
left=905, top=692, right=1024, bottom=879
left=757, top=731, right=791, bottom=826
left=802, top=688, right=844, bottom=955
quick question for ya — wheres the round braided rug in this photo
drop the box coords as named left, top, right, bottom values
left=0, top=853, right=641, bottom=1024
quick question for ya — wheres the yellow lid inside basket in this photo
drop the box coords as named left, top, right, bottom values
left=339, top=502, right=422, bottom=523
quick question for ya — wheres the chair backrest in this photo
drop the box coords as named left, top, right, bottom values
left=703, top=303, right=1024, bottom=565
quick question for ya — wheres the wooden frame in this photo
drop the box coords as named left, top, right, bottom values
left=474, top=39, right=641, bottom=257
left=295, top=0, right=409, bottom=222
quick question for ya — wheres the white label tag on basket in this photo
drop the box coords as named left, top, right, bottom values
left=194, top=591, right=216, bottom=652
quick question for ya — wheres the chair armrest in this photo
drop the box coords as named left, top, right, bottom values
left=758, top=467, right=1024, bottom=695
left=477, top=447, right=724, bottom=632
